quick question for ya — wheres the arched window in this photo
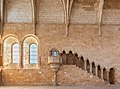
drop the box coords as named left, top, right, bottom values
left=30, top=43, right=37, bottom=64
left=12, top=43, right=19, bottom=63
left=51, top=50, right=59, bottom=57
left=23, top=36, right=38, bottom=65
left=3, top=36, right=19, bottom=66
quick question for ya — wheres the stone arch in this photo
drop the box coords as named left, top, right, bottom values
left=61, top=50, right=79, bottom=65
left=98, top=65, right=101, bottom=78
left=67, top=50, right=73, bottom=65
left=103, top=68, right=107, bottom=81
left=109, top=68, right=115, bottom=84
left=1, top=34, right=20, bottom=44
left=80, top=56, right=84, bottom=69
left=22, top=34, right=39, bottom=44
left=69, top=50, right=73, bottom=54
left=73, top=53, right=78, bottom=66
left=92, top=62, right=95, bottom=76
left=5, top=0, right=33, bottom=23
left=86, top=59, right=90, bottom=73
left=49, top=48, right=59, bottom=56
left=61, top=50, right=67, bottom=65
left=62, top=50, right=66, bottom=53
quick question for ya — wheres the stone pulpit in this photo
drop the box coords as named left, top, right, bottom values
left=48, top=49, right=62, bottom=86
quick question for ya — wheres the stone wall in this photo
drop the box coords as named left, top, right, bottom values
left=2, top=23, right=120, bottom=69
left=70, top=0, right=97, bottom=24
left=102, top=10, right=120, bottom=24
left=5, top=0, right=32, bottom=23
left=103, top=0, right=120, bottom=24
left=38, top=0, right=64, bottom=24
left=0, top=0, right=1, bottom=18
left=2, top=66, right=52, bottom=85
left=115, top=69, right=120, bottom=84
left=104, top=0, right=120, bottom=9
left=1, top=23, right=120, bottom=84
left=1, top=0, right=120, bottom=85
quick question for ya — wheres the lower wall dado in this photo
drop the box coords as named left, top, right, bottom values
left=1, top=66, right=53, bottom=86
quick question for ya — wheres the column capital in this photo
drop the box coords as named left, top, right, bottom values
left=84, top=58, right=88, bottom=61
left=78, top=57, right=81, bottom=59
left=89, top=61, right=93, bottom=64
left=95, top=65, right=98, bottom=67
left=100, top=66, right=104, bottom=69
left=106, top=68, right=110, bottom=72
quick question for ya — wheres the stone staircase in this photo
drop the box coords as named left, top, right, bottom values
left=61, top=51, right=115, bottom=84
left=58, top=65, right=106, bottom=85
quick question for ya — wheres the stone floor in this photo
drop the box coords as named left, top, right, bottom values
left=0, top=84, right=120, bottom=89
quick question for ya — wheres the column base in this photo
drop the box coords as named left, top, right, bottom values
left=53, top=83, right=58, bottom=86
left=90, top=74, right=93, bottom=77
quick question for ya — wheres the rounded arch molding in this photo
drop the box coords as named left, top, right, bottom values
left=1, top=34, right=40, bottom=44
left=1, top=34, right=20, bottom=44
left=22, top=34, right=40, bottom=44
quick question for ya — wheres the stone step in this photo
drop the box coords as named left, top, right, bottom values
left=58, top=65, right=105, bottom=85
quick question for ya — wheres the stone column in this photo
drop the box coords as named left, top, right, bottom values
left=78, top=57, right=81, bottom=68
left=73, top=54, right=76, bottom=65
left=0, top=43, right=2, bottom=66
left=53, top=71, right=58, bottom=86
left=20, top=43, right=23, bottom=68
left=95, top=65, right=98, bottom=77
left=84, top=59, right=87, bottom=71
left=0, top=0, right=4, bottom=35
left=101, top=67, right=104, bottom=80
left=90, top=62, right=93, bottom=75
left=66, top=54, right=68, bottom=64
left=106, top=69, right=110, bottom=83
